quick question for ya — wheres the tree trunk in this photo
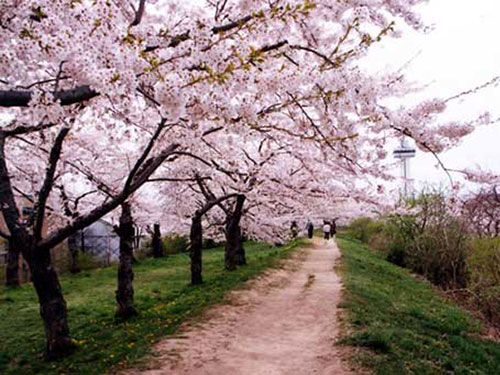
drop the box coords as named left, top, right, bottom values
left=5, top=239, right=20, bottom=286
left=17, top=231, right=75, bottom=359
left=235, top=230, right=246, bottom=266
left=152, top=223, right=164, bottom=258
left=190, top=213, right=203, bottom=285
left=68, top=235, right=80, bottom=274
left=225, top=195, right=246, bottom=270
left=115, top=203, right=138, bottom=319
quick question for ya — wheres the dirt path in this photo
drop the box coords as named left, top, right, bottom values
left=127, top=239, right=354, bottom=375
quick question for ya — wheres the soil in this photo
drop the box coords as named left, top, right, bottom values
left=125, top=239, right=355, bottom=375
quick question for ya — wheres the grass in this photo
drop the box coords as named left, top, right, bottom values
left=0, top=240, right=303, bottom=375
left=336, top=234, right=500, bottom=375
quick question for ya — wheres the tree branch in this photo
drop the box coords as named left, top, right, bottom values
left=196, top=175, right=217, bottom=202
left=124, top=119, right=166, bottom=191
left=212, top=15, right=253, bottom=34
left=130, top=0, right=146, bottom=27
left=147, top=176, right=211, bottom=183
left=4, top=121, right=56, bottom=137
left=0, top=85, right=98, bottom=107
left=0, top=133, right=21, bottom=235
left=38, top=143, right=180, bottom=250
left=198, top=193, right=238, bottom=217
left=34, top=126, right=70, bottom=241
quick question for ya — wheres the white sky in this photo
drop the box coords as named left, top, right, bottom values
left=363, top=0, right=500, bottom=190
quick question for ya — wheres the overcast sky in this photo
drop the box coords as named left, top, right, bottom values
left=363, top=0, right=500, bottom=190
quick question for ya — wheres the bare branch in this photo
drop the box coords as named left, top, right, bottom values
left=202, top=126, right=224, bottom=137
left=291, top=44, right=336, bottom=67
left=34, top=126, right=70, bottom=240
left=259, top=40, right=288, bottom=53
left=212, top=15, right=253, bottom=34
left=0, top=85, right=98, bottom=107
left=54, top=61, right=66, bottom=92
left=198, top=193, right=238, bottom=217
left=124, top=119, right=166, bottom=191
left=0, top=133, right=21, bottom=235
left=196, top=175, right=217, bottom=202
left=130, top=0, right=146, bottom=27
left=4, top=121, right=56, bottom=137
left=147, top=176, right=211, bottom=183
left=16, top=76, right=69, bottom=90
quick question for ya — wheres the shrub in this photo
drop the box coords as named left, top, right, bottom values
left=385, top=198, right=468, bottom=290
left=162, top=234, right=189, bottom=255
left=350, top=193, right=469, bottom=290
left=467, top=237, right=500, bottom=324
left=348, top=217, right=383, bottom=243
left=202, top=238, right=222, bottom=249
left=386, top=241, right=407, bottom=267
left=77, top=251, right=105, bottom=270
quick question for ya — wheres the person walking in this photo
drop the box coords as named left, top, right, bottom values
left=330, top=218, right=337, bottom=239
left=322, top=221, right=331, bottom=241
left=290, top=221, right=298, bottom=238
left=306, top=220, right=314, bottom=239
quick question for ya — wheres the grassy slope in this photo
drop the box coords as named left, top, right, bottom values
left=0, top=240, right=302, bottom=375
left=336, top=235, right=500, bottom=375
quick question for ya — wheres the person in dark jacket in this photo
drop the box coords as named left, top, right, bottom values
left=290, top=221, right=298, bottom=238
left=306, top=220, right=314, bottom=239
left=330, top=218, right=337, bottom=238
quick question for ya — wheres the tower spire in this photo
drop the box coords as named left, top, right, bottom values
left=393, top=138, right=416, bottom=196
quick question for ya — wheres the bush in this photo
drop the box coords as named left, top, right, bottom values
left=467, top=237, right=500, bottom=324
left=386, top=241, right=406, bottom=267
left=385, top=196, right=468, bottom=290
left=350, top=193, right=469, bottom=290
left=348, top=217, right=384, bottom=244
left=77, top=251, right=105, bottom=270
left=162, top=234, right=189, bottom=255
left=137, top=233, right=189, bottom=259
left=202, top=238, right=222, bottom=249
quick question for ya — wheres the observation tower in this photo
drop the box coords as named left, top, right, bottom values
left=393, top=138, right=416, bottom=196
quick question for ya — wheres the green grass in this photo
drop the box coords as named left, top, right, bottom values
left=336, top=234, right=500, bottom=375
left=0, top=240, right=303, bottom=375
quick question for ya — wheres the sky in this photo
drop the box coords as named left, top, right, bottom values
left=363, top=0, right=500, bottom=191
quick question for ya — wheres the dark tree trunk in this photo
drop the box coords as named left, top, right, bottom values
left=5, top=239, right=20, bottom=286
left=68, top=235, right=80, bottom=274
left=115, top=203, right=138, bottom=319
left=190, top=213, right=203, bottom=285
left=225, top=195, right=246, bottom=270
left=16, top=231, right=75, bottom=359
left=151, top=223, right=164, bottom=258
left=235, top=231, right=246, bottom=266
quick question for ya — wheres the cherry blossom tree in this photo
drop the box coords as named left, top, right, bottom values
left=1, top=0, right=492, bottom=360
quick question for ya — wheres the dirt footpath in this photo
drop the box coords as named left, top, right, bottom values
left=127, top=239, right=354, bottom=375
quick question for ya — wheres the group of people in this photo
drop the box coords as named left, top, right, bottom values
left=303, top=218, right=337, bottom=240
left=321, top=219, right=337, bottom=240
